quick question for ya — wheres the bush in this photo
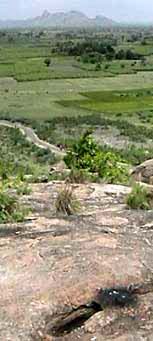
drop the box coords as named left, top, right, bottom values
left=97, top=152, right=129, bottom=184
left=67, top=168, right=92, bottom=183
left=55, top=185, right=79, bottom=216
left=0, top=159, right=13, bottom=180
left=126, top=184, right=152, bottom=210
left=95, top=63, right=101, bottom=71
left=15, top=182, right=32, bottom=196
left=64, top=129, right=99, bottom=171
left=0, top=188, right=27, bottom=223
left=44, top=58, right=51, bottom=67
left=105, top=64, right=109, bottom=69
left=64, top=130, right=129, bottom=184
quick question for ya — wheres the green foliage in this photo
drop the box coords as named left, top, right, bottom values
left=0, top=126, right=57, bottom=183
left=64, top=130, right=129, bottom=184
left=0, top=186, right=27, bottom=223
left=115, top=49, right=142, bottom=60
left=67, top=168, right=93, bottom=184
left=96, top=152, right=129, bottom=184
left=0, top=159, right=13, bottom=180
left=44, top=57, right=51, bottom=67
left=126, top=184, right=152, bottom=210
left=32, top=113, right=141, bottom=147
left=62, top=88, right=153, bottom=116
left=55, top=185, right=80, bottom=216
left=15, top=182, right=32, bottom=196
left=64, top=129, right=99, bottom=171
left=82, top=52, right=102, bottom=64
left=117, top=145, right=153, bottom=166
left=95, top=63, right=101, bottom=71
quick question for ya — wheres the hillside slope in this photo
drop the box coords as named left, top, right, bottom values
left=0, top=10, right=116, bottom=28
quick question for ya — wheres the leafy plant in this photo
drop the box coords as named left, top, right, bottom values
left=67, top=168, right=92, bottom=183
left=55, top=185, right=80, bottom=216
left=15, top=182, right=32, bottom=196
left=64, top=129, right=99, bottom=170
left=0, top=187, right=28, bottom=223
left=97, top=151, right=129, bottom=184
left=95, top=63, right=101, bottom=71
left=126, top=183, right=152, bottom=210
left=0, top=125, right=57, bottom=185
left=64, top=130, right=129, bottom=184
left=44, top=58, right=51, bottom=67
left=0, top=159, right=13, bottom=180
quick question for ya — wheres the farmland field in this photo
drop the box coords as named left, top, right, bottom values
left=0, top=26, right=153, bottom=157
left=60, top=88, right=153, bottom=117
left=1, top=71, right=153, bottom=120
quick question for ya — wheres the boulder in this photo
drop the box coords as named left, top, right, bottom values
left=132, top=159, right=153, bottom=184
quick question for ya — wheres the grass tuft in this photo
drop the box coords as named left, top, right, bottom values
left=55, top=185, right=80, bottom=216
left=126, top=183, right=153, bottom=210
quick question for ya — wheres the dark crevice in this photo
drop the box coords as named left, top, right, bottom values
left=47, top=302, right=101, bottom=336
left=45, top=286, right=141, bottom=337
left=17, top=229, right=70, bottom=239
left=0, top=228, right=70, bottom=239
left=0, top=226, right=23, bottom=237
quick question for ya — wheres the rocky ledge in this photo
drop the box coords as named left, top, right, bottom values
left=1, top=182, right=153, bottom=340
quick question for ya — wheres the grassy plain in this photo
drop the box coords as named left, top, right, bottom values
left=117, top=42, right=153, bottom=55
left=61, top=88, right=153, bottom=117
left=2, top=41, right=153, bottom=82
left=0, top=45, right=114, bottom=81
left=0, top=71, right=153, bottom=120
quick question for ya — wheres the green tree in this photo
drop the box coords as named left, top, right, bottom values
left=44, top=58, right=51, bottom=67
left=95, top=62, right=101, bottom=71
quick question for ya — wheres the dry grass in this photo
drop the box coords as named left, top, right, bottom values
left=55, top=185, right=80, bottom=216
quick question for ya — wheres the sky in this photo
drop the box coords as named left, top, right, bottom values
left=0, top=0, right=153, bottom=23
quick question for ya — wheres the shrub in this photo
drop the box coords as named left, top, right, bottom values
left=64, top=130, right=129, bottom=184
left=0, top=188, right=27, bottom=223
left=44, top=58, right=51, bottom=67
left=105, top=64, right=109, bottom=69
left=118, top=145, right=153, bottom=166
left=15, top=182, right=32, bottom=196
left=55, top=185, right=79, bottom=216
left=97, top=152, right=129, bottom=184
left=67, top=168, right=92, bottom=183
left=0, top=159, right=13, bottom=180
left=64, top=129, right=99, bottom=171
left=95, top=63, right=101, bottom=71
left=126, top=184, right=152, bottom=210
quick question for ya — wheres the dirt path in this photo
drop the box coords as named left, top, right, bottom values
left=0, top=119, right=65, bottom=157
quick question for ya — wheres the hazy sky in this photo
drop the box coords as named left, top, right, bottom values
left=0, top=0, right=153, bottom=23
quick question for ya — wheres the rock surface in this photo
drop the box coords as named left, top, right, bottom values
left=1, top=182, right=153, bottom=340
left=132, top=159, right=153, bottom=184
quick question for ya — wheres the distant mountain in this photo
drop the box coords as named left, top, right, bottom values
left=0, top=11, right=116, bottom=28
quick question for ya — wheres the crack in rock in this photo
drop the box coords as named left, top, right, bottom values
left=42, top=281, right=153, bottom=338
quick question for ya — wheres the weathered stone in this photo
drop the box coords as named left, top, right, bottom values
left=132, top=159, right=153, bottom=184
left=84, top=310, right=119, bottom=333
left=0, top=182, right=153, bottom=340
